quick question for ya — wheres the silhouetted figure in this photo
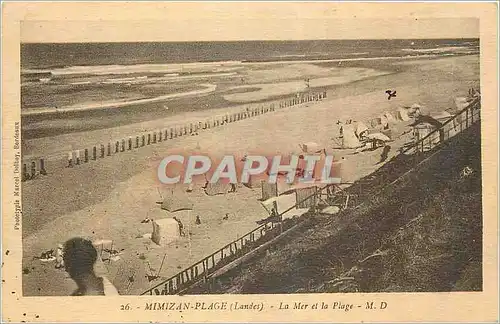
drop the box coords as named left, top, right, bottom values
left=63, top=237, right=119, bottom=296
left=195, top=215, right=201, bottom=225
left=172, top=217, right=186, bottom=236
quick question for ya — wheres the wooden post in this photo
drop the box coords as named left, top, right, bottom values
left=92, top=146, right=97, bottom=160
left=164, top=129, right=168, bottom=140
left=22, top=163, right=29, bottom=181
left=184, top=125, right=187, bottom=135
left=128, top=137, right=132, bottom=150
left=30, top=161, right=37, bottom=178
left=100, top=144, right=105, bottom=158
left=39, top=158, right=47, bottom=175
left=121, top=140, right=125, bottom=152
left=147, top=134, right=151, bottom=145
left=67, top=152, right=73, bottom=167
left=190, top=124, right=193, bottom=134
left=158, top=131, right=162, bottom=142
left=153, top=133, right=157, bottom=144
left=75, top=150, right=81, bottom=165
left=107, top=143, right=112, bottom=156
left=170, top=128, right=174, bottom=139
left=84, top=148, right=89, bottom=163
left=142, top=135, right=146, bottom=147
left=115, top=141, right=119, bottom=153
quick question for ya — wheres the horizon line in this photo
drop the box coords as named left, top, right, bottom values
left=21, top=37, right=480, bottom=45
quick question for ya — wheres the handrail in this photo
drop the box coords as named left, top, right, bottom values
left=400, top=96, right=480, bottom=155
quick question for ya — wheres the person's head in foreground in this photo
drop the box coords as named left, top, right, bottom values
left=63, top=237, right=119, bottom=296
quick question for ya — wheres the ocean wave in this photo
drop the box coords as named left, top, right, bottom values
left=401, top=46, right=474, bottom=53
left=22, top=61, right=242, bottom=77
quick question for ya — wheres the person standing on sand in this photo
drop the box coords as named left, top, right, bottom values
left=55, top=244, right=64, bottom=269
left=63, top=237, right=119, bottom=296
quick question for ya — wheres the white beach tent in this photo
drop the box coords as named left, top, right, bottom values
left=396, top=108, right=410, bottom=121
left=260, top=192, right=310, bottom=220
left=379, top=114, right=389, bottom=128
left=384, top=111, right=398, bottom=124
left=151, top=218, right=180, bottom=246
left=299, top=142, right=321, bottom=154
left=454, top=97, right=470, bottom=110
left=341, top=124, right=362, bottom=148
left=355, top=121, right=369, bottom=138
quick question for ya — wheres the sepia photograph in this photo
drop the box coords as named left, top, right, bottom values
left=2, top=2, right=498, bottom=323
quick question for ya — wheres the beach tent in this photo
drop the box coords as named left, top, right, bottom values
left=341, top=124, right=362, bottom=148
left=355, top=121, right=369, bottom=138
left=384, top=112, right=398, bottom=124
left=370, top=117, right=382, bottom=128
left=454, top=97, right=470, bottom=110
left=151, top=218, right=180, bottom=246
left=396, top=108, right=410, bottom=121
left=379, top=115, right=389, bottom=128
left=299, top=142, right=320, bottom=154
left=260, top=194, right=309, bottom=221
left=261, top=181, right=278, bottom=201
left=408, top=103, right=423, bottom=117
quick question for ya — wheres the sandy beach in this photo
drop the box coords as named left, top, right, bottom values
left=21, top=55, right=479, bottom=296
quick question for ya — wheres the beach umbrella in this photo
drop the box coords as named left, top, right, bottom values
left=409, top=115, right=443, bottom=128
left=431, top=110, right=453, bottom=121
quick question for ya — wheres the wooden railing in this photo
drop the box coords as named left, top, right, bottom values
left=401, top=96, right=481, bottom=155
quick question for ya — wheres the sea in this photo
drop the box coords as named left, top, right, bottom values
left=21, top=39, right=479, bottom=71
left=21, top=39, right=479, bottom=140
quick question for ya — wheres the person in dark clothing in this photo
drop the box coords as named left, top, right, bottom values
left=195, top=215, right=201, bottom=225
left=172, top=217, right=186, bottom=236
left=63, top=237, right=119, bottom=296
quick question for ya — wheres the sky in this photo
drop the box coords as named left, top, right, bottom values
left=19, top=4, right=480, bottom=43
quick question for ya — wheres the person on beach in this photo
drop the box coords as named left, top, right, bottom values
left=55, top=244, right=64, bottom=269
left=63, top=237, right=119, bottom=296
left=173, top=217, right=186, bottom=236
left=195, top=215, right=201, bottom=225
